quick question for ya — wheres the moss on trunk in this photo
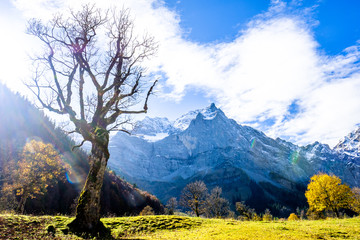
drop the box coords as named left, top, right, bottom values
left=68, top=140, right=111, bottom=236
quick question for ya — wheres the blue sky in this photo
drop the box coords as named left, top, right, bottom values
left=163, top=0, right=360, bottom=54
left=164, top=0, right=269, bottom=43
left=1, top=0, right=360, bottom=147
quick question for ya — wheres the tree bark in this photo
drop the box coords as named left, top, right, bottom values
left=17, top=194, right=27, bottom=214
left=68, top=141, right=110, bottom=234
left=195, top=201, right=200, bottom=217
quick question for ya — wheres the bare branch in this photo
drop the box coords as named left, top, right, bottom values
left=27, top=4, right=158, bottom=142
left=66, top=63, right=78, bottom=105
left=79, top=67, right=86, bottom=120
left=24, top=66, right=65, bottom=115
left=144, top=79, right=158, bottom=112
left=72, top=139, right=87, bottom=151
left=66, top=130, right=79, bottom=135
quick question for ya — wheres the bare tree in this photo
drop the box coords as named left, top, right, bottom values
left=166, top=197, right=178, bottom=215
left=26, top=4, right=157, bottom=234
left=180, top=181, right=208, bottom=217
left=205, top=186, right=230, bottom=218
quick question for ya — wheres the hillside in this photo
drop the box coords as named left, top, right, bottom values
left=108, top=103, right=360, bottom=215
left=0, top=83, right=163, bottom=215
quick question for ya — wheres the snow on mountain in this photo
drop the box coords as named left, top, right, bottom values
left=133, top=103, right=224, bottom=141
left=334, top=127, right=360, bottom=157
left=132, top=117, right=177, bottom=142
left=173, top=103, right=221, bottom=130
left=138, top=132, right=170, bottom=142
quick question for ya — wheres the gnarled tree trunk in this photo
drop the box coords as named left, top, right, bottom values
left=68, top=141, right=109, bottom=234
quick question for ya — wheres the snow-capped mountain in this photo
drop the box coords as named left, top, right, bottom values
left=334, top=127, right=360, bottom=157
left=132, top=103, right=223, bottom=139
left=108, top=103, right=360, bottom=214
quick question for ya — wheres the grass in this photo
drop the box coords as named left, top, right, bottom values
left=140, top=217, right=360, bottom=240
left=103, top=215, right=202, bottom=239
left=0, top=214, right=360, bottom=239
left=0, top=214, right=78, bottom=239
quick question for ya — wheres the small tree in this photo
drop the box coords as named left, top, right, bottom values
left=166, top=197, right=177, bottom=215
left=235, top=201, right=255, bottom=220
left=139, top=205, right=154, bottom=216
left=180, top=181, right=208, bottom=217
left=1, top=140, right=66, bottom=214
left=262, top=208, right=273, bottom=221
left=351, top=187, right=360, bottom=214
left=305, top=173, right=354, bottom=217
left=296, top=207, right=306, bottom=220
left=205, top=186, right=230, bottom=218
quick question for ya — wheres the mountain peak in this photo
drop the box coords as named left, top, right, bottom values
left=209, top=103, right=217, bottom=111
left=195, top=112, right=204, bottom=120
left=334, top=127, right=360, bottom=156
left=174, top=103, right=223, bottom=130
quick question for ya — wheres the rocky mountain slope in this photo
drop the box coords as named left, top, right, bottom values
left=108, top=103, right=360, bottom=215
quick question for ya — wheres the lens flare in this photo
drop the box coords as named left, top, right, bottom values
left=63, top=151, right=85, bottom=190
left=289, top=151, right=300, bottom=165
left=250, top=138, right=256, bottom=148
left=65, top=171, right=82, bottom=185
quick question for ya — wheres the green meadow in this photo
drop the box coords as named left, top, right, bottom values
left=1, top=214, right=360, bottom=239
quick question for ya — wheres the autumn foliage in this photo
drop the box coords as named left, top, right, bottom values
left=288, top=213, right=299, bottom=221
left=139, top=205, right=155, bottom=216
left=2, top=140, right=67, bottom=213
left=305, top=173, right=353, bottom=217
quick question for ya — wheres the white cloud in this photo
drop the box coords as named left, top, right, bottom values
left=0, top=2, right=38, bottom=94
left=9, top=0, right=360, bottom=147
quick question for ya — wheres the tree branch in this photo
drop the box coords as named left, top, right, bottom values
left=72, top=139, right=86, bottom=151
left=66, top=63, right=78, bottom=105
left=26, top=5, right=158, bottom=144
left=79, top=67, right=86, bottom=120
left=105, top=79, right=157, bottom=126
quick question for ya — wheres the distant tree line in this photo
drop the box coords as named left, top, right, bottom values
left=157, top=174, right=360, bottom=221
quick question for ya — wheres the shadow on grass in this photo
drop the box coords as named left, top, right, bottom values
left=66, top=219, right=115, bottom=240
